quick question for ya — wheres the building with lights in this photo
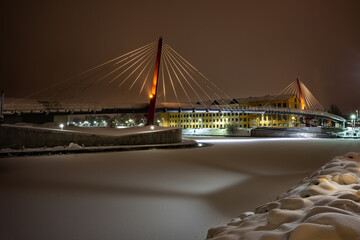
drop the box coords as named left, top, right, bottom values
left=159, top=94, right=302, bottom=129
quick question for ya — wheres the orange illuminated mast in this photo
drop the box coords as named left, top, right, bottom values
left=147, top=37, right=163, bottom=125
left=296, top=78, right=306, bottom=110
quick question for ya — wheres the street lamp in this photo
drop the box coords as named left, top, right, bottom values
left=351, top=114, right=356, bottom=128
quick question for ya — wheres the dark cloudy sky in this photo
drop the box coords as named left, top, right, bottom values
left=1, top=0, right=359, bottom=113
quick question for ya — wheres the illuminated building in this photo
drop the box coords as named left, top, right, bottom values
left=159, top=94, right=302, bottom=129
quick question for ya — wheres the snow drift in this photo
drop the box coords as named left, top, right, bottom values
left=207, top=152, right=360, bottom=240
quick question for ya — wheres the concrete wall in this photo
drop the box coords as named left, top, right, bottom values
left=251, top=127, right=336, bottom=138
left=0, top=125, right=182, bottom=149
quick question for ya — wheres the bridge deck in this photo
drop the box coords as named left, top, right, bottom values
left=3, top=102, right=345, bottom=123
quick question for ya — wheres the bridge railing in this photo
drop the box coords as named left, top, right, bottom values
left=213, top=105, right=344, bottom=122
left=3, top=102, right=149, bottom=113
left=4, top=102, right=345, bottom=122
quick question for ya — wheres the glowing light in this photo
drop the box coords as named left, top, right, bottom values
left=150, top=125, right=155, bottom=130
left=59, top=123, right=64, bottom=130
left=196, top=138, right=313, bottom=144
left=351, top=115, right=356, bottom=119
left=149, top=94, right=153, bottom=99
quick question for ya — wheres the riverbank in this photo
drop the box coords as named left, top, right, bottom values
left=207, top=152, right=360, bottom=239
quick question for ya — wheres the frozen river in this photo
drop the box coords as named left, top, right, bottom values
left=1, top=137, right=359, bottom=240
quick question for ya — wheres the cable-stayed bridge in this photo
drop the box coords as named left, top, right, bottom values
left=1, top=38, right=346, bottom=125
left=2, top=98, right=345, bottom=123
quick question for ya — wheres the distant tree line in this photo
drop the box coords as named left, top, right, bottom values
left=328, top=104, right=342, bottom=116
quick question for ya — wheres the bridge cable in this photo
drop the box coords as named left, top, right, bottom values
left=161, top=57, right=166, bottom=103
left=10, top=41, right=156, bottom=104
left=167, top=45, right=231, bottom=111
left=108, top=45, right=156, bottom=85
left=117, top=48, right=156, bottom=88
left=129, top=52, right=156, bottom=90
left=163, top=49, right=197, bottom=108
left=139, top=65, right=153, bottom=97
left=164, top=43, right=233, bottom=111
left=46, top=43, right=157, bottom=103
left=83, top=42, right=156, bottom=88
left=163, top=45, right=219, bottom=111
left=262, top=80, right=297, bottom=108
left=163, top=52, right=180, bottom=107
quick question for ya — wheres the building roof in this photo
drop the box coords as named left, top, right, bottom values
left=159, top=94, right=298, bottom=109
left=234, top=94, right=297, bottom=104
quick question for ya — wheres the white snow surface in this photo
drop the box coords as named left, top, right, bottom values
left=0, top=142, right=83, bottom=153
left=1, top=138, right=360, bottom=240
left=207, top=152, right=360, bottom=240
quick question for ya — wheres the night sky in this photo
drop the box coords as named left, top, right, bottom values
left=1, top=0, right=359, bottom=113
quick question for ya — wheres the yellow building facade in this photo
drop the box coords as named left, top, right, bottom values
left=159, top=94, right=302, bottom=129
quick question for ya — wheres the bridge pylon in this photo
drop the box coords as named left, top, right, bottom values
left=296, top=78, right=306, bottom=110
left=147, top=37, right=163, bottom=125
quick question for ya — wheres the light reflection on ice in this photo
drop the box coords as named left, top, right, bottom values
left=196, top=138, right=314, bottom=143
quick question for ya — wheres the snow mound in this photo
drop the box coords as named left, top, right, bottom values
left=66, top=143, right=83, bottom=150
left=207, top=152, right=360, bottom=240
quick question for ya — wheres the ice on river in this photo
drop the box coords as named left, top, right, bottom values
left=0, top=137, right=359, bottom=240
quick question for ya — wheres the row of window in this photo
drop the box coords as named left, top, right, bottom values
left=261, top=115, right=291, bottom=120
left=259, top=123, right=287, bottom=127
left=169, top=113, right=249, bottom=118
left=170, top=114, right=295, bottom=121
left=170, top=118, right=248, bottom=123
left=259, top=123, right=300, bottom=127
left=257, top=103, right=287, bottom=107
left=169, top=124, right=248, bottom=128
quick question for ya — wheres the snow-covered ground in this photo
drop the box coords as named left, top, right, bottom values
left=2, top=123, right=176, bottom=136
left=0, top=137, right=359, bottom=240
left=207, top=152, right=360, bottom=239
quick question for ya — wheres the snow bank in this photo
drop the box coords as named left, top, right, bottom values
left=207, top=152, right=360, bottom=240
left=65, top=143, right=83, bottom=150
left=0, top=143, right=83, bottom=153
